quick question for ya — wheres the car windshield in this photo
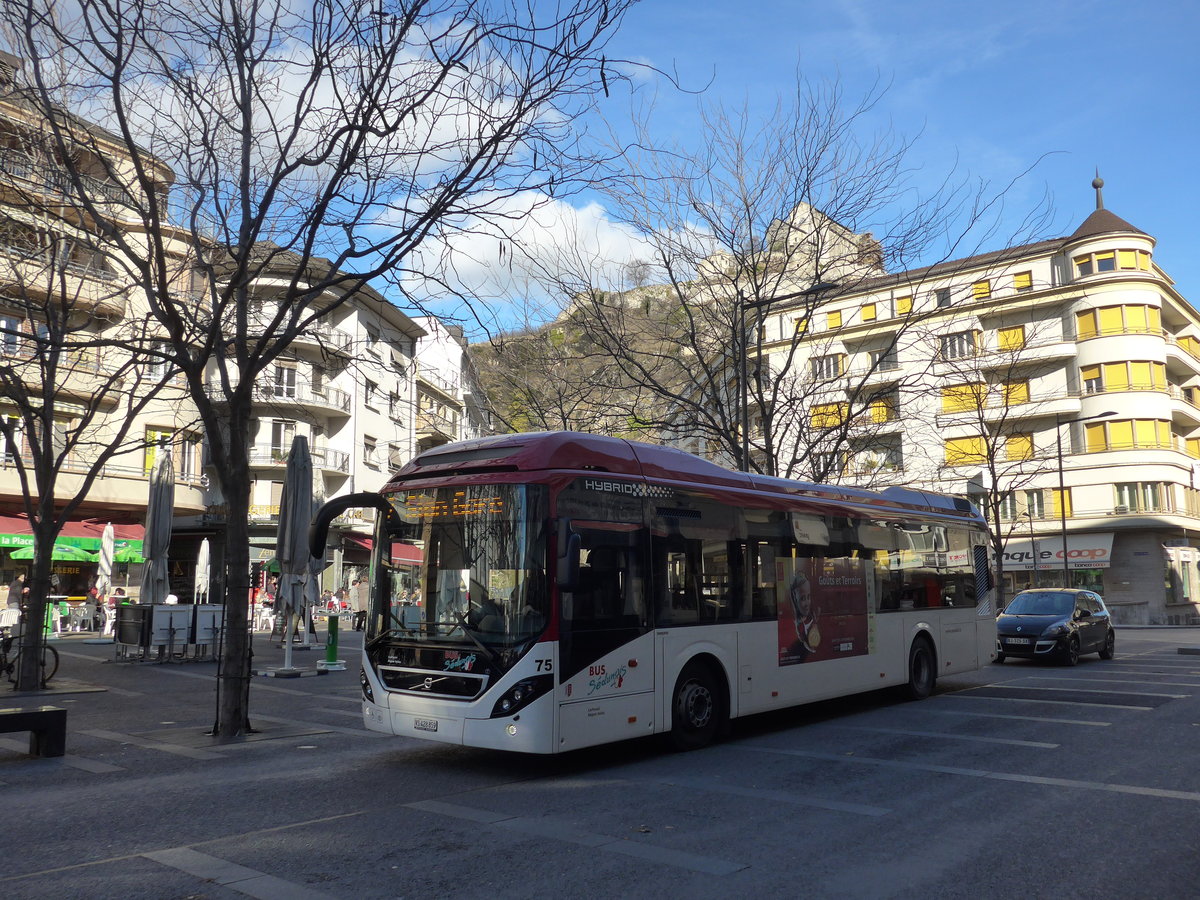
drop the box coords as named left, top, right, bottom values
left=1005, top=592, right=1073, bottom=616
left=374, top=483, right=548, bottom=646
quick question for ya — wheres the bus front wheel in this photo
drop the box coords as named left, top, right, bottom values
left=903, top=636, right=936, bottom=701
left=670, top=661, right=724, bottom=751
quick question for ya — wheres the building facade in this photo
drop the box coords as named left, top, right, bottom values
left=752, top=182, right=1200, bottom=624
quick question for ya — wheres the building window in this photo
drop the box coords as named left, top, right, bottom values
left=0, top=315, right=21, bottom=355
left=1075, top=249, right=1149, bottom=277
left=1013, top=271, right=1033, bottom=292
left=363, top=434, right=378, bottom=467
left=997, top=325, right=1026, bottom=351
left=311, top=367, right=326, bottom=398
left=1095, top=251, right=1116, bottom=272
left=364, top=324, right=380, bottom=357
left=1024, top=490, right=1045, bottom=519
left=1075, top=305, right=1161, bottom=339
left=1081, top=365, right=1103, bottom=394
left=939, top=331, right=977, bottom=360
left=944, top=436, right=987, bottom=465
left=1115, top=482, right=1167, bottom=513
left=810, top=354, right=844, bottom=380
left=388, top=391, right=402, bottom=419
left=861, top=302, right=877, bottom=322
left=870, top=348, right=898, bottom=371
left=935, top=288, right=952, bottom=308
left=273, top=363, right=297, bottom=398
left=1052, top=487, right=1073, bottom=519
left=998, top=492, right=1018, bottom=520
left=941, top=383, right=986, bottom=412
left=270, top=420, right=295, bottom=460
left=1085, top=418, right=1172, bottom=451
left=144, top=427, right=172, bottom=473
left=894, top=295, right=912, bottom=315
left=810, top=403, right=848, bottom=428
left=971, top=280, right=991, bottom=300
left=1, top=414, right=22, bottom=463
left=826, top=310, right=842, bottom=329
left=869, top=392, right=899, bottom=423
left=793, top=317, right=808, bottom=336
left=364, top=379, right=378, bottom=409
left=177, top=433, right=200, bottom=480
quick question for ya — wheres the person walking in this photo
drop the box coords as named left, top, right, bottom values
left=7, top=572, right=28, bottom=609
left=351, top=578, right=368, bottom=631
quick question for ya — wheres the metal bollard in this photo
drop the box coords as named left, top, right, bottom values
left=319, top=610, right=345, bottom=671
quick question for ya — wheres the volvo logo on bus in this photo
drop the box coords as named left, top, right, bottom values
left=420, top=676, right=447, bottom=691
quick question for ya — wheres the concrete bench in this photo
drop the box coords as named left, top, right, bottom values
left=0, top=705, right=67, bottom=757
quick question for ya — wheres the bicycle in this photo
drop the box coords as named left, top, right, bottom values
left=0, top=607, right=60, bottom=688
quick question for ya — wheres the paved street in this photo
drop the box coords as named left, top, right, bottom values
left=3, top=627, right=1200, bottom=898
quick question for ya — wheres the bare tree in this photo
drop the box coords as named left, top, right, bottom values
left=2, top=0, right=633, bottom=732
left=525, top=76, right=1051, bottom=477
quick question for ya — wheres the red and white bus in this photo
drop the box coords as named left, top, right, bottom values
left=311, top=432, right=996, bottom=753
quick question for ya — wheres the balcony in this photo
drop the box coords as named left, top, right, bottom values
left=416, top=410, right=457, bottom=442
left=417, top=365, right=459, bottom=399
left=205, top=382, right=351, bottom=415
left=0, top=147, right=128, bottom=205
left=246, top=443, right=350, bottom=474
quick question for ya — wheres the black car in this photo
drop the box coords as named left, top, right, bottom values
left=995, top=589, right=1115, bottom=666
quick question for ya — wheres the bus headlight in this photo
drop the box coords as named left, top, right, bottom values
left=360, top=667, right=375, bottom=703
left=490, top=674, right=553, bottom=718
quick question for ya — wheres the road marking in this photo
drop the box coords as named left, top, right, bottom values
left=650, top=774, right=890, bottom=816
left=405, top=799, right=748, bottom=874
left=0, top=737, right=124, bottom=771
left=251, top=713, right=386, bottom=738
left=976, top=684, right=1187, bottom=698
left=739, top=745, right=1200, bottom=804
left=943, top=694, right=1154, bottom=711
left=922, top=709, right=1111, bottom=727
left=79, top=728, right=224, bottom=760
left=1021, top=675, right=1200, bottom=688
left=143, top=847, right=339, bottom=900
left=839, top=726, right=1058, bottom=749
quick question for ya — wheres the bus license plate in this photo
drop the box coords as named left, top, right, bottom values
left=1006, top=637, right=1031, bottom=645
left=414, top=717, right=438, bottom=733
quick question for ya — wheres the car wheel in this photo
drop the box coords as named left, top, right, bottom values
left=903, top=636, right=936, bottom=700
left=669, top=661, right=725, bottom=751
left=1099, top=629, right=1115, bottom=660
left=1062, top=636, right=1080, bottom=667
left=994, top=651, right=1005, bottom=664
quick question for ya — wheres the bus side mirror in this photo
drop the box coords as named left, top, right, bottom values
left=556, top=521, right=580, bottom=592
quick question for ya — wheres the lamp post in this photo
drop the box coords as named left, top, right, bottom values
left=737, top=281, right=839, bottom=473
left=1054, top=409, right=1116, bottom=587
left=1027, top=509, right=1039, bottom=588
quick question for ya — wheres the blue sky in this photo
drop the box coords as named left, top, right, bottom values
left=586, top=0, right=1200, bottom=300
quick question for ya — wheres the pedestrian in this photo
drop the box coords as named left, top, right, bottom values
left=352, top=578, right=368, bottom=631
left=7, top=572, right=28, bottom=609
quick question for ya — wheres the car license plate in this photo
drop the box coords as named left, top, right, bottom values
left=1006, top=637, right=1031, bottom=645
left=413, top=717, right=438, bottom=733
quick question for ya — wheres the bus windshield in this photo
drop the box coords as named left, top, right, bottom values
left=378, top=483, right=548, bottom=646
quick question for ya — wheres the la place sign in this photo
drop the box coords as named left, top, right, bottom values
left=1002, top=533, right=1114, bottom=570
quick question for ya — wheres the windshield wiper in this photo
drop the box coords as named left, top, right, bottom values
left=447, top=611, right=498, bottom=666
left=366, top=628, right=414, bottom=652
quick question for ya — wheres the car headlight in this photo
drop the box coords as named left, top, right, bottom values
left=1043, top=624, right=1069, bottom=637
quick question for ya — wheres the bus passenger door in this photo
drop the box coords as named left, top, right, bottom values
left=558, top=528, right=655, bottom=752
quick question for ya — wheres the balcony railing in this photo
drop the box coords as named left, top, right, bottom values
left=416, top=410, right=457, bottom=439
left=246, top=443, right=350, bottom=473
left=205, top=382, right=351, bottom=413
left=0, top=450, right=206, bottom=486
left=0, top=147, right=128, bottom=204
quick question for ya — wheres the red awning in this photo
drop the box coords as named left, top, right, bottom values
left=341, top=533, right=423, bottom=565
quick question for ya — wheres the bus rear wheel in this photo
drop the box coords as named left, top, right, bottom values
left=670, top=661, right=724, bottom=751
left=903, top=636, right=936, bottom=701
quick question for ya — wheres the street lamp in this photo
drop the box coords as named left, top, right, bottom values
left=1026, top=509, right=1038, bottom=588
left=737, top=281, right=839, bottom=472
left=1054, top=409, right=1116, bottom=587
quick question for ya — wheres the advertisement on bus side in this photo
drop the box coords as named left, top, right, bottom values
left=777, top=557, right=870, bottom=666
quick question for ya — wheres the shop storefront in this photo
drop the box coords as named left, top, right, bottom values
left=1001, top=532, right=1114, bottom=596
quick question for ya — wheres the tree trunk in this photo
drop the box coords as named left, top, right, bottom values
left=15, top=517, right=56, bottom=691
left=215, top=442, right=254, bottom=736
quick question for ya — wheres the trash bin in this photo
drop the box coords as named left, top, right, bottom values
left=115, top=603, right=152, bottom=647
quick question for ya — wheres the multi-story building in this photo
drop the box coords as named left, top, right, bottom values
left=751, top=181, right=1200, bottom=624
left=412, top=316, right=492, bottom=452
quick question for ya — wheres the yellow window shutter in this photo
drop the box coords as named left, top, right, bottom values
left=1013, top=271, right=1032, bottom=291
left=811, top=403, right=847, bottom=428
left=827, top=310, right=842, bottom=329
left=861, top=303, right=877, bottom=322
left=1152, top=362, right=1167, bottom=390
left=1156, top=420, right=1171, bottom=447
left=1134, top=419, right=1157, bottom=447
left=1126, top=305, right=1148, bottom=331
left=1080, top=364, right=1101, bottom=385
left=1085, top=422, right=1107, bottom=452
left=1007, top=433, right=1033, bottom=460
left=1103, top=362, right=1129, bottom=391
left=998, top=325, right=1025, bottom=351
left=895, top=295, right=912, bottom=315
left=1052, top=488, right=1073, bottom=519
left=1075, top=310, right=1097, bottom=339
left=1138, top=251, right=1151, bottom=271
left=1130, top=361, right=1152, bottom=389
left=945, top=436, right=987, bottom=465
left=1002, top=381, right=1029, bottom=405
left=1098, top=307, right=1123, bottom=334
left=1118, top=250, right=1137, bottom=269
left=1188, top=438, right=1200, bottom=459
left=972, top=280, right=991, bottom=299
left=1109, top=420, right=1133, bottom=449
left=1148, top=306, right=1161, bottom=331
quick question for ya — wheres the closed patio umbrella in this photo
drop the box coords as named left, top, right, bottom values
left=140, top=448, right=175, bottom=604
left=96, top=523, right=115, bottom=638
left=275, top=435, right=312, bottom=671
left=194, top=538, right=211, bottom=603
